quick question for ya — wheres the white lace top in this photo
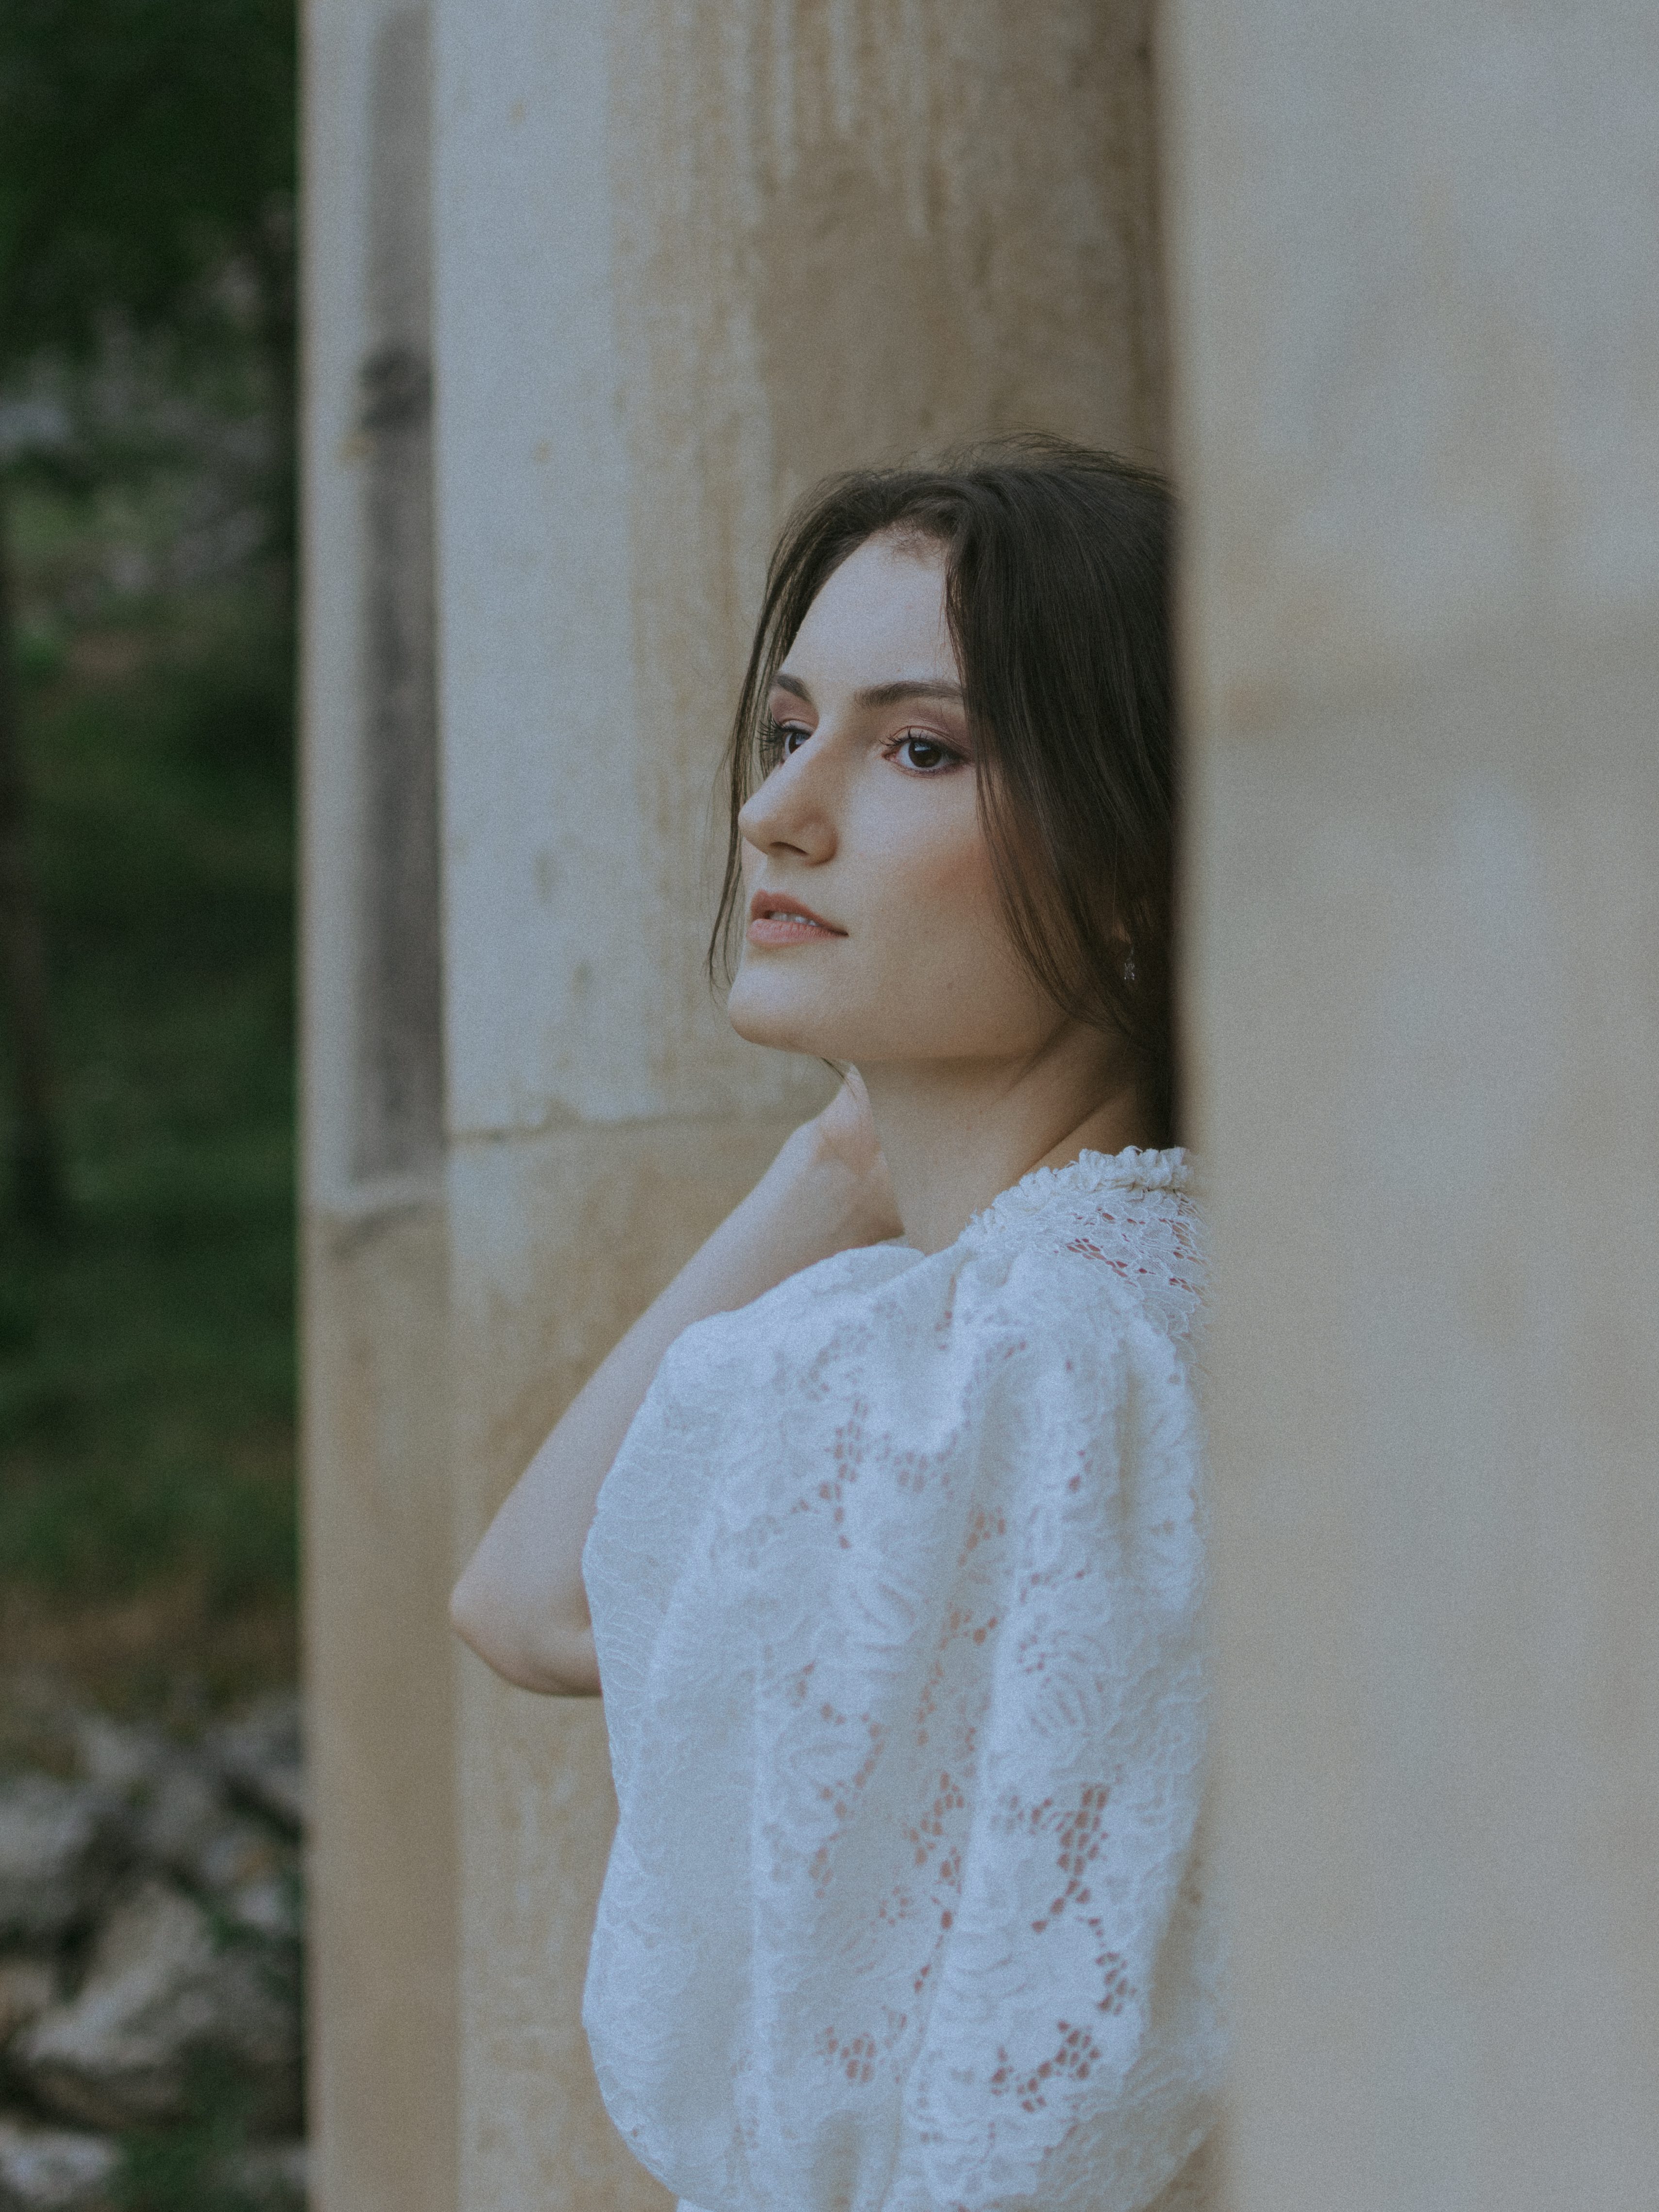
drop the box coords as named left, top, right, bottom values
left=582, top=1147, right=1220, bottom=2212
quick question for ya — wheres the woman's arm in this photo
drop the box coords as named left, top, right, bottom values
left=449, top=1078, right=898, bottom=1696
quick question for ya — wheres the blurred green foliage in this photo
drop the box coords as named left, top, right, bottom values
left=115, top=2051, right=282, bottom=2212
left=0, top=0, right=299, bottom=1680
left=0, top=9, right=300, bottom=2197
left=0, top=577, right=295, bottom=1617
left=0, top=0, right=295, bottom=368
left=0, top=0, right=298, bottom=1218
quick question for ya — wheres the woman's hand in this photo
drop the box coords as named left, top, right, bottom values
left=798, top=1068, right=902, bottom=1244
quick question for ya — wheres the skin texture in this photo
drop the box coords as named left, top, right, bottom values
left=450, top=531, right=1152, bottom=1694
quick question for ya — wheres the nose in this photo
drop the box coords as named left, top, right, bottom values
left=737, top=733, right=838, bottom=863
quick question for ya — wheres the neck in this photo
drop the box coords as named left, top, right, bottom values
left=859, top=1033, right=1154, bottom=1256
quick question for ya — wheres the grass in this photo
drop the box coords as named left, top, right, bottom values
left=0, top=559, right=297, bottom=1718
left=114, top=2050, right=294, bottom=2212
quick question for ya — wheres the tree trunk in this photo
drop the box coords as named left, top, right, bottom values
left=0, top=470, right=65, bottom=1230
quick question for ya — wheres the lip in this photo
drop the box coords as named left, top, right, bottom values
left=746, top=888, right=845, bottom=947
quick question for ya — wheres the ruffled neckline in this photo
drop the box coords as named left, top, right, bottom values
left=960, top=1144, right=1191, bottom=1247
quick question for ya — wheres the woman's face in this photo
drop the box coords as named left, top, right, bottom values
left=726, top=532, right=1062, bottom=1068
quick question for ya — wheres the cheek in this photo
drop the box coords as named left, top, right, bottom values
left=843, top=794, right=1051, bottom=1051
left=863, top=794, right=1006, bottom=948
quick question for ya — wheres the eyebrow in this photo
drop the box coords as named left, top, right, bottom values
left=771, top=673, right=965, bottom=710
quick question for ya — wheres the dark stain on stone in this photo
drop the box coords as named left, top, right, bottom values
left=353, top=8, right=444, bottom=1182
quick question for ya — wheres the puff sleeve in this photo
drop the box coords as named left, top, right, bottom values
left=582, top=1153, right=1219, bottom=2212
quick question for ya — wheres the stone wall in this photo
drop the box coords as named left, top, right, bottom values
left=1167, top=4, right=1659, bottom=2206
left=300, top=5, right=457, bottom=2211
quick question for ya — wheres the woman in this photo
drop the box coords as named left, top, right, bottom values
left=451, top=440, right=1219, bottom=2212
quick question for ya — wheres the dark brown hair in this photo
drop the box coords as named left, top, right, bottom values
left=711, top=435, right=1180, bottom=1141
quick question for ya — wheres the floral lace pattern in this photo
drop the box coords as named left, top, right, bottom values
left=583, top=1149, right=1220, bottom=2212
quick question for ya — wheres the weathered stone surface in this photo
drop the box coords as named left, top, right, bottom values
left=12, top=1879, right=300, bottom=2133
left=1171, top=4, right=1659, bottom=2203
left=0, top=1962, right=57, bottom=2047
left=0, top=2118, right=117, bottom=2212
left=204, top=1698, right=305, bottom=1837
left=0, top=1780, right=126, bottom=1946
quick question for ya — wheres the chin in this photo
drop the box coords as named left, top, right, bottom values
left=726, top=969, right=846, bottom=1059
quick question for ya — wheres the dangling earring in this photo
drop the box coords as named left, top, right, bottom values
left=1121, top=947, right=1136, bottom=986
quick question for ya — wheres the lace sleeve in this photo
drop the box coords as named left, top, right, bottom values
left=583, top=1176, right=1220, bottom=2212
left=893, top=1281, right=1219, bottom=2211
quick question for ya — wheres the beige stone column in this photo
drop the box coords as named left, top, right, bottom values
left=1166, top=6, right=1659, bottom=2207
left=300, top=3, right=457, bottom=2209
left=426, top=3, right=1168, bottom=2206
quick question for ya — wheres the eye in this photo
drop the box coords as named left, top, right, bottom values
left=759, top=717, right=813, bottom=767
left=888, top=730, right=961, bottom=774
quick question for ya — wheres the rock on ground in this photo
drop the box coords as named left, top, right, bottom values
left=204, top=1697, right=305, bottom=1838
left=11, top=1878, right=300, bottom=2134
left=0, top=1962, right=58, bottom=2045
left=72, top=1713, right=304, bottom=1945
left=0, top=2118, right=117, bottom=2212
left=70, top=1718, right=168, bottom=1800
left=129, top=1758, right=222, bottom=1875
left=228, top=2140, right=308, bottom=2207
left=0, top=1781, right=127, bottom=1947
